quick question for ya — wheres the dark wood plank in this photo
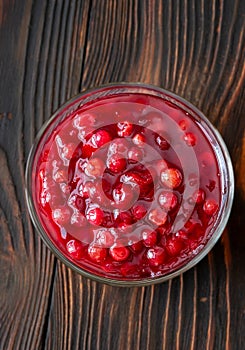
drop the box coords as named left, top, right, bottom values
left=0, top=0, right=244, bottom=349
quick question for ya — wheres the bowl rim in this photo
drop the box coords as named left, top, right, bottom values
left=25, top=82, right=235, bottom=287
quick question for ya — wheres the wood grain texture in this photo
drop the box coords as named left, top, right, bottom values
left=0, top=0, right=244, bottom=349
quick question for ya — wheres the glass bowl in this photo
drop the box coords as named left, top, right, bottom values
left=25, top=83, right=234, bottom=286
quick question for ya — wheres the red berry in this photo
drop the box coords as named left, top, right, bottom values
left=206, top=180, right=216, bottom=192
left=117, top=121, right=133, bottom=137
left=133, top=133, right=145, bottom=147
left=178, top=119, right=189, bottom=130
left=121, top=263, right=140, bottom=277
left=131, top=204, right=147, bottom=219
left=184, top=220, right=204, bottom=240
left=91, top=130, right=112, bottom=148
left=95, top=229, right=115, bottom=247
left=192, top=189, right=206, bottom=204
left=128, top=239, right=144, bottom=253
left=123, top=171, right=152, bottom=189
left=166, top=238, right=184, bottom=256
left=112, top=183, right=135, bottom=210
left=66, top=239, right=84, bottom=259
left=107, top=154, right=127, bottom=173
left=118, top=210, right=134, bottom=225
left=203, top=199, right=218, bottom=216
left=52, top=207, right=71, bottom=225
left=155, top=135, right=170, bottom=150
left=128, top=147, right=143, bottom=163
left=142, top=229, right=158, bottom=247
left=88, top=244, right=108, bottom=262
left=183, top=132, right=196, bottom=146
left=155, top=159, right=168, bottom=173
left=82, top=143, right=96, bottom=158
left=146, top=247, right=166, bottom=266
left=158, top=191, right=178, bottom=211
left=69, top=195, right=85, bottom=212
left=108, top=139, right=129, bottom=155
left=86, top=207, right=104, bottom=225
left=85, top=158, right=105, bottom=177
left=148, top=208, right=167, bottom=226
left=160, top=168, right=182, bottom=189
left=110, top=244, right=130, bottom=262
left=157, top=225, right=170, bottom=237
left=82, top=181, right=103, bottom=204
left=117, top=222, right=133, bottom=233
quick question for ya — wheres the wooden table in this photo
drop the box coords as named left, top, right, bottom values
left=0, top=1, right=244, bottom=349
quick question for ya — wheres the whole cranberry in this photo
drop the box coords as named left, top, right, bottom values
left=121, top=263, right=140, bottom=277
left=183, top=132, right=196, bottom=147
left=81, top=143, right=96, bottom=158
left=155, top=135, right=170, bottom=150
left=117, top=121, right=133, bottom=137
left=91, top=130, right=112, bottom=148
left=85, top=158, right=105, bottom=177
left=146, top=246, right=166, bottom=266
left=83, top=181, right=104, bottom=205
left=86, top=207, right=104, bottom=226
left=203, top=199, right=218, bottom=216
left=155, top=159, right=168, bottom=173
left=158, top=191, right=178, bottom=211
left=117, top=222, right=133, bottom=233
left=133, top=133, right=145, bottom=147
left=192, top=189, right=206, bottom=204
left=148, top=208, right=167, bottom=226
left=67, top=194, right=86, bottom=212
left=178, top=119, right=189, bottom=131
left=88, top=244, right=108, bottom=262
left=118, top=210, right=134, bottom=226
left=110, top=244, right=130, bottom=262
left=123, top=171, right=152, bottom=190
left=131, top=204, right=147, bottom=219
left=166, top=238, right=184, bottom=256
left=66, top=239, right=84, bottom=259
left=128, top=239, right=144, bottom=253
left=96, top=229, right=115, bottom=247
left=160, top=168, right=182, bottom=189
left=112, top=183, right=135, bottom=210
left=108, top=139, right=129, bottom=155
left=142, top=229, right=158, bottom=247
left=107, top=154, right=127, bottom=173
left=128, top=147, right=143, bottom=163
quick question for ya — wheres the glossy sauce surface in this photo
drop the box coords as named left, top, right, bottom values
left=33, top=93, right=221, bottom=280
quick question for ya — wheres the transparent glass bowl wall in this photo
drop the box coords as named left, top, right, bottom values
left=25, top=83, right=234, bottom=286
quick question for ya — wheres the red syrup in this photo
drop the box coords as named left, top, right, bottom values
left=31, top=91, right=222, bottom=281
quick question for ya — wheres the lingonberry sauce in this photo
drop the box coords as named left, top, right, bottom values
left=31, top=91, right=221, bottom=281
